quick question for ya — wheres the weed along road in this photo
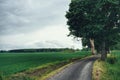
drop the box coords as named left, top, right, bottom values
left=48, top=56, right=98, bottom=80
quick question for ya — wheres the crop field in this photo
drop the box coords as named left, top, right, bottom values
left=0, top=51, right=90, bottom=77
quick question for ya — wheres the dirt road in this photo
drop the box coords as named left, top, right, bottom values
left=48, top=56, right=98, bottom=80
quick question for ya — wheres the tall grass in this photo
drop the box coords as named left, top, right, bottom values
left=101, top=51, right=120, bottom=80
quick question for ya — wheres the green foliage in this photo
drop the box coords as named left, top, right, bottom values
left=0, top=52, right=90, bottom=77
left=111, top=42, right=120, bottom=50
left=66, top=0, right=101, bottom=39
left=69, top=0, right=119, bottom=39
left=82, top=38, right=91, bottom=48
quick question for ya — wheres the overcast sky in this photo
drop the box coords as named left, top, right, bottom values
left=0, top=0, right=82, bottom=50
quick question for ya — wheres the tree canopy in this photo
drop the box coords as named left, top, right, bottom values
left=66, top=0, right=120, bottom=60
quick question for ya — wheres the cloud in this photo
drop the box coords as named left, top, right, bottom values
left=0, top=0, right=70, bottom=35
left=0, top=0, right=82, bottom=50
left=0, top=40, right=71, bottom=50
left=34, top=40, right=70, bottom=48
left=0, top=25, right=82, bottom=50
left=0, top=43, right=26, bottom=50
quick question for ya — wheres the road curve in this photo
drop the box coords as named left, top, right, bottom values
left=48, top=56, right=98, bottom=80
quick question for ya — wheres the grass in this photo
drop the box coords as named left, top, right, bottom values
left=93, top=51, right=120, bottom=80
left=0, top=51, right=90, bottom=79
left=104, top=51, right=120, bottom=80
left=38, top=62, right=73, bottom=80
left=93, top=59, right=106, bottom=80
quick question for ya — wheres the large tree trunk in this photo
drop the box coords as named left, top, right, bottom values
left=90, top=38, right=95, bottom=55
left=101, top=41, right=107, bottom=61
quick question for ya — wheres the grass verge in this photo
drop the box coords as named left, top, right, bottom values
left=92, top=59, right=106, bottom=80
left=93, top=51, right=120, bottom=80
left=40, top=62, right=73, bottom=80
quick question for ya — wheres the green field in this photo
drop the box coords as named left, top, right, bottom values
left=0, top=51, right=90, bottom=77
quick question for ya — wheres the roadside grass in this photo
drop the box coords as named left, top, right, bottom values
left=93, top=59, right=105, bottom=80
left=0, top=51, right=90, bottom=79
left=93, top=51, right=120, bottom=80
left=39, top=63, right=73, bottom=80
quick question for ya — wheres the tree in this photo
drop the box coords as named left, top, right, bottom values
left=66, top=0, right=100, bottom=55
left=66, top=0, right=120, bottom=60
left=94, top=0, right=120, bottom=60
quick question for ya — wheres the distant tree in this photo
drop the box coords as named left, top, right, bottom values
left=8, top=48, right=75, bottom=53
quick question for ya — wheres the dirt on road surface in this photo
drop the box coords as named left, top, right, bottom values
left=48, top=56, right=98, bottom=80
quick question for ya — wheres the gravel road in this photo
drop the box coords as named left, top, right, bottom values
left=48, top=56, right=98, bottom=80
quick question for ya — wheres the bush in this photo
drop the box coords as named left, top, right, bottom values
left=0, top=75, right=3, bottom=80
left=107, top=56, right=117, bottom=64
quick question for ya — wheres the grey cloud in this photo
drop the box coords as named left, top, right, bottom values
left=0, top=0, right=70, bottom=35
left=0, top=40, right=70, bottom=50
left=0, top=43, right=23, bottom=50
left=35, top=40, right=69, bottom=48
left=0, top=0, right=73, bottom=50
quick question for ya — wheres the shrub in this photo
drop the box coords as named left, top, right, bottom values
left=0, top=75, right=3, bottom=80
left=107, top=55, right=117, bottom=64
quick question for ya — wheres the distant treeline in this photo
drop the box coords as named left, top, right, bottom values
left=0, top=48, right=76, bottom=53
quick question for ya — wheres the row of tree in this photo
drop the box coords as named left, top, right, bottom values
left=66, top=0, right=120, bottom=60
left=0, top=48, right=75, bottom=53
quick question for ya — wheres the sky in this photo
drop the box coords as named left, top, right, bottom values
left=0, top=0, right=82, bottom=50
